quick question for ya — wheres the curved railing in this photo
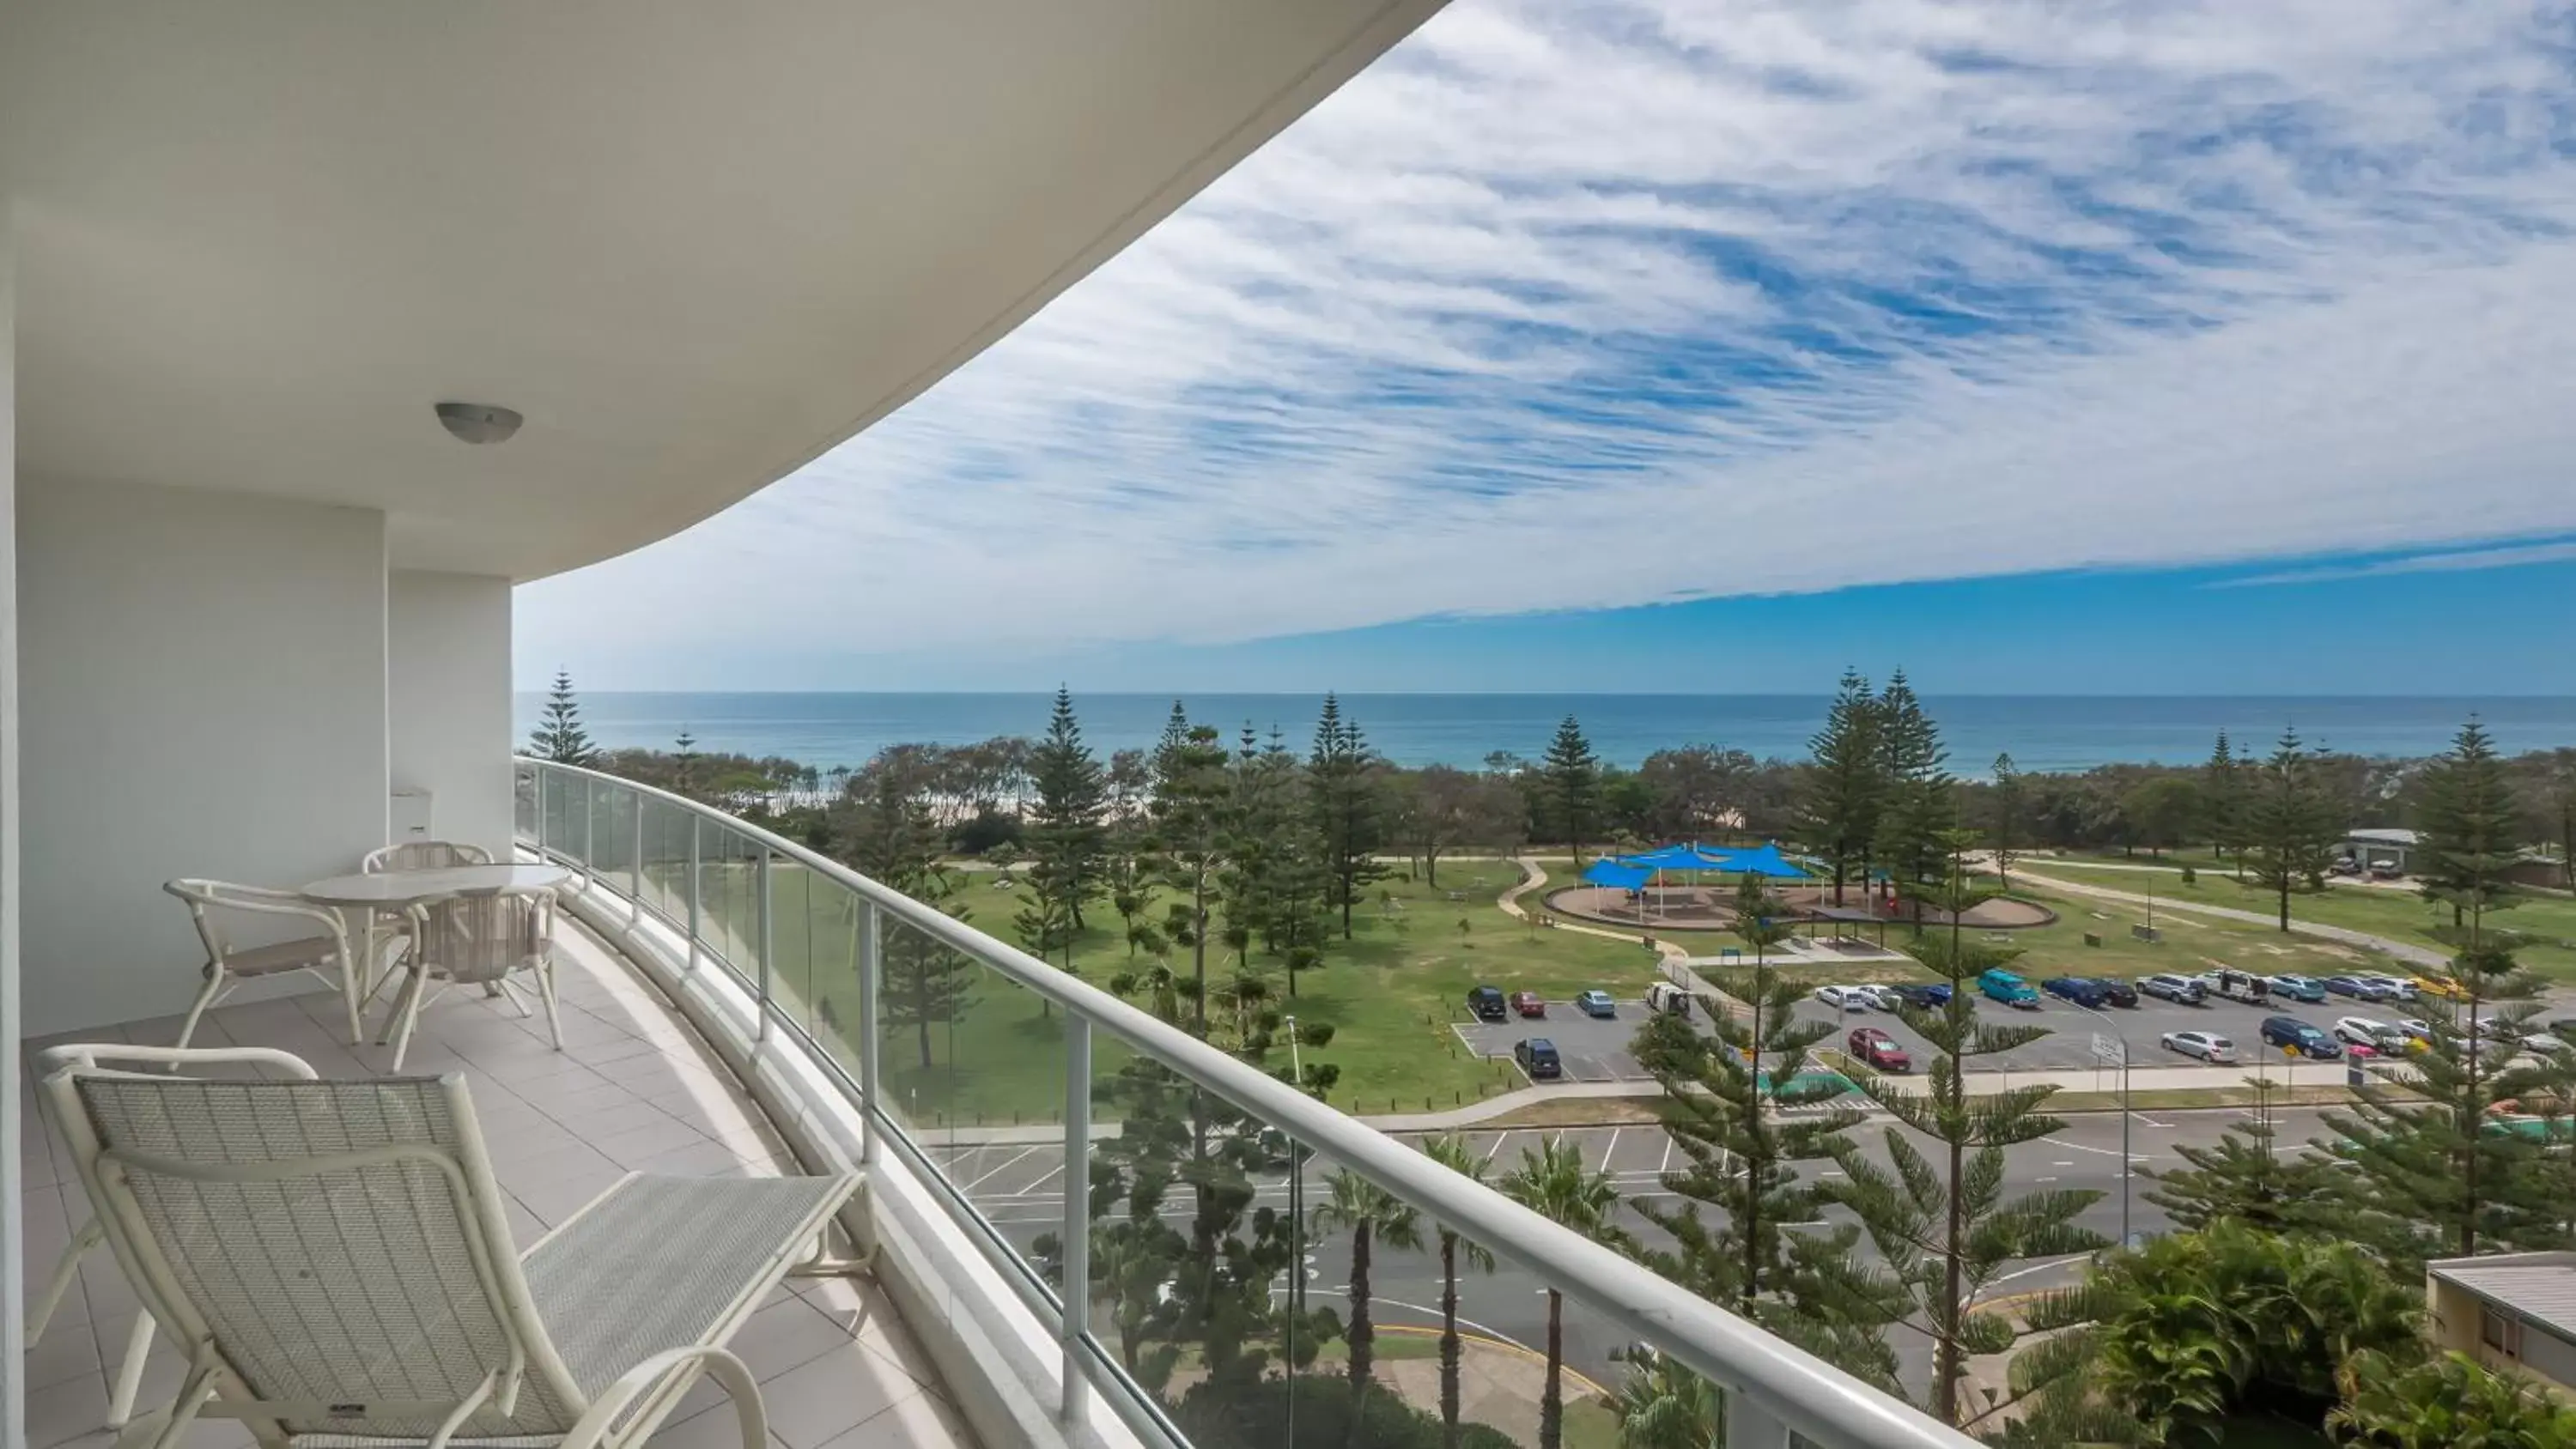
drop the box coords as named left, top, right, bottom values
left=514, top=757, right=1976, bottom=1449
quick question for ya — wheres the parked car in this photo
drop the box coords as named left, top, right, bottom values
left=2258, top=1016, right=2342, bottom=1059
left=1848, top=1027, right=1912, bottom=1072
left=2043, top=976, right=2109, bottom=1009
left=2139, top=973, right=2206, bottom=1004
left=2330, top=857, right=2363, bottom=876
left=1574, top=990, right=1617, bottom=1018
left=1978, top=969, right=2041, bottom=1009
left=2098, top=979, right=2140, bottom=1008
left=2322, top=976, right=2394, bottom=1002
left=1814, top=985, right=1871, bottom=1012
left=2267, top=974, right=2329, bottom=1004
left=2162, top=1030, right=2239, bottom=1063
left=2207, top=968, right=2270, bottom=1005
left=2397, top=1017, right=2436, bottom=1045
left=1853, top=984, right=1905, bottom=1011
left=2360, top=974, right=2419, bottom=1002
left=1467, top=985, right=1508, bottom=1022
left=2335, top=1016, right=2409, bottom=1052
left=1513, top=1039, right=1563, bottom=1080
left=1510, top=990, right=1546, bottom=1018
left=1644, top=981, right=1693, bottom=1017
left=2412, top=974, right=2466, bottom=1002
left=1894, top=983, right=1953, bottom=1009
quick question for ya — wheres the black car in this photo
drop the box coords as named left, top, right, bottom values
left=2042, top=976, right=2108, bottom=1009
left=2098, top=979, right=2139, bottom=1009
left=1894, top=984, right=1953, bottom=1009
left=1514, top=1039, right=1563, bottom=1079
left=2258, top=1016, right=2343, bottom=1059
left=1467, top=985, right=1508, bottom=1022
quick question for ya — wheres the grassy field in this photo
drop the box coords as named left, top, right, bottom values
left=668, top=855, right=1678, bottom=1124
left=2026, top=858, right=2576, bottom=979
left=651, top=852, right=2430, bottom=1125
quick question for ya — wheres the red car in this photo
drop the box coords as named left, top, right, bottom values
left=1849, top=1026, right=1911, bottom=1072
left=1511, top=991, right=1546, bottom=1018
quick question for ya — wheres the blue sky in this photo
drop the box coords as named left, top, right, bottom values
left=518, top=0, right=2576, bottom=694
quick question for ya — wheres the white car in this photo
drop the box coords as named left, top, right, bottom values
left=2162, top=1030, right=2239, bottom=1064
left=1853, top=984, right=1905, bottom=1011
left=2397, top=1017, right=2436, bottom=1043
left=1813, top=985, right=1871, bottom=1012
left=2335, top=1016, right=2401, bottom=1050
left=2360, top=974, right=2419, bottom=1002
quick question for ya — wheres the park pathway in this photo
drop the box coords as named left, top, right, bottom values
left=2002, top=864, right=2447, bottom=969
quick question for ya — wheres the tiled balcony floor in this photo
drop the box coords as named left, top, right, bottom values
left=18, top=922, right=974, bottom=1449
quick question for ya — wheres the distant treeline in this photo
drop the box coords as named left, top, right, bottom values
left=574, top=701, right=2576, bottom=884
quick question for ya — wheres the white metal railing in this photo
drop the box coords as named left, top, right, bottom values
left=513, top=757, right=1976, bottom=1449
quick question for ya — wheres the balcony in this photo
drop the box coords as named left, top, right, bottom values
left=18, top=761, right=1971, bottom=1449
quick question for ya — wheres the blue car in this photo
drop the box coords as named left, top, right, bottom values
left=2042, top=977, right=2109, bottom=1009
left=1894, top=984, right=1952, bottom=1009
left=1979, top=969, right=2041, bottom=1009
left=2259, top=1016, right=2343, bottom=1059
left=2268, top=974, right=2329, bottom=1004
left=2324, top=976, right=2394, bottom=1002
left=1573, top=990, right=1617, bottom=1018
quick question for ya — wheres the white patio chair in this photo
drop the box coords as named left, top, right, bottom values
left=383, top=887, right=559, bottom=1070
left=164, top=879, right=368, bottom=1047
left=42, top=1068, right=862, bottom=1449
left=24, top=1044, right=320, bottom=1434
left=362, top=840, right=496, bottom=873
left=357, top=841, right=495, bottom=982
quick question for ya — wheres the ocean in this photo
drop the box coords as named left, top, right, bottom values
left=514, top=693, right=2576, bottom=774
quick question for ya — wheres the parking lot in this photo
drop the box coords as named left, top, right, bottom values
left=1454, top=999, right=1653, bottom=1082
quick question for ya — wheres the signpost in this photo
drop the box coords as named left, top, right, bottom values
left=2091, top=1031, right=2133, bottom=1244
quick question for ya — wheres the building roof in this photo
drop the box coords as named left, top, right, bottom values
left=2345, top=828, right=2421, bottom=845
left=2431, top=1255, right=2576, bottom=1340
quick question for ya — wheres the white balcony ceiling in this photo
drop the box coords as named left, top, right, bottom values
left=1, top=0, right=1442, bottom=578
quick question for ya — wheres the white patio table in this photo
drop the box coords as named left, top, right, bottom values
left=301, top=863, right=569, bottom=1034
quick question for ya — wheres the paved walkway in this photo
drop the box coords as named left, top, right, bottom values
left=2004, top=865, right=2447, bottom=968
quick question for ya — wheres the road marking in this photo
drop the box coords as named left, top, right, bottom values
left=2051, top=1138, right=2143, bottom=1160
left=2051, top=1161, right=2074, bottom=1167
left=1819, top=1169, right=1844, bottom=1179
left=2035, top=1176, right=2058, bottom=1183
left=1021, top=1161, right=1066, bottom=1195
left=1603, top=1127, right=1622, bottom=1171
left=2138, top=1114, right=2175, bottom=1128
left=1483, top=1132, right=1509, bottom=1166
left=1659, top=1135, right=1674, bottom=1173
left=961, top=1147, right=1041, bottom=1194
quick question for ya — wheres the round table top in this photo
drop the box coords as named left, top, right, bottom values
left=300, top=863, right=570, bottom=907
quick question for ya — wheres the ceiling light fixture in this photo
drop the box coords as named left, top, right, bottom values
left=434, top=401, right=523, bottom=445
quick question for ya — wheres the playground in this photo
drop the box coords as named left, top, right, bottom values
left=1539, top=840, right=2057, bottom=937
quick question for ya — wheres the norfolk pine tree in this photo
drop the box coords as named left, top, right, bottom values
left=1798, top=670, right=1883, bottom=906
left=1632, top=870, right=1897, bottom=1386
left=2142, top=1075, right=2338, bottom=1234
left=1869, top=670, right=1953, bottom=931
left=1146, top=702, right=1234, bottom=1030
left=2242, top=726, right=2341, bottom=931
left=1309, top=694, right=1391, bottom=938
left=2202, top=730, right=2246, bottom=877
left=1986, top=752, right=2023, bottom=891
left=2324, top=718, right=2568, bottom=1270
left=1540, top=716, right=1601, bottom=864
left=841, top=762, right=977, bottom=1072
left=1023, top=687, right=1109, bottom=955
left=1824, top=833, right=2107, bottom=1429
left=527, top=669, right=598, bottom=765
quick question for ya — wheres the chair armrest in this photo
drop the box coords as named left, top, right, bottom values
left=561, top=1347, right=762, bottom=1449
left=35, top=1045, right=320, bottom=1079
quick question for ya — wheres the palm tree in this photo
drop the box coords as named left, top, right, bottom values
left=1501, top=1136, right=1630, bottom=1449
left=1421, top=1135, right=1499, bottom=1449
left=1311, top=1170, right=1424, bottom=1413
left=2090, top=1290, right=2245, bottom=1446
left=1608, top=1348, right=1721, bottom=1449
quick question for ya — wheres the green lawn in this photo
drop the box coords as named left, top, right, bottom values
left=659, top=855, right=1676, bottom=1124
left=1992, top=879, right=2400, bottom=983
left=2026, top=859, right=2576, bottom=979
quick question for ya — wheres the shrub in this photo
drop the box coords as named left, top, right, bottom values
left=1173, top=1372, right=1517, bottom=1449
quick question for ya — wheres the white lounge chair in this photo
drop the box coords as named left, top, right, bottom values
left=43, top=1067, right=863, bottom=1449
left=164, top=879, right=372, bottom=1047
left=25, top=1044, right=321, bottom=1434
left=383, top=887, right=560, bottom=1070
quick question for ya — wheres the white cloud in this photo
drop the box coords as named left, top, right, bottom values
left=2219, top=538, right=2576, bottom=588
left=521, top=0, right=2576, bottom=679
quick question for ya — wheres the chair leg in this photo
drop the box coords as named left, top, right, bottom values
left=173, top=967, right=224, bottom=1051
left=537, top=961, right=563, bottom=1051
left=495, top=978, right=533, bottom=1020
left=106, top=1313, right=159, bottom=1428
left=25, top=1222, right=101, bottom=1343
left=388, top=969, right=429, bottom=1071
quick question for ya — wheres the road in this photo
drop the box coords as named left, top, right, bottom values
left=918, top=1105, right=2340, bottom=1400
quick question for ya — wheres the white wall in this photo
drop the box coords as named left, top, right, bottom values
left=390, top=570, right=513, bottom=858
left=2, top=206, right=28, bottom=1446
left=16, top=476, right=388, bottom=1035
